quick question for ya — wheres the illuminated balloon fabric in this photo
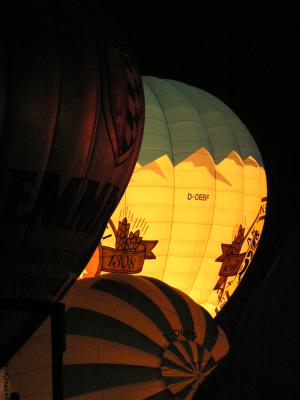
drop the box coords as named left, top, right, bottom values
left=0, top=1, right=144, bottom=353
left=83, top=76, right=267, bottom=317
left=8, top=274, right=229, bottom=399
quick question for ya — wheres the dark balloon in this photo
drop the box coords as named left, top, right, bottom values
left=0, top=0, right=144, bottom=364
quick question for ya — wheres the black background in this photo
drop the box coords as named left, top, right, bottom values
left=2, top=2, right=298, bottom=399
left=104, top=4, right=300, bottom=399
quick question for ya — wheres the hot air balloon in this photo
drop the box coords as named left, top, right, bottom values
left=82, top=76, right=267, bottom=317
left=0, top=0, right=144, bottom=366
left=6, top=274, right=229, bottom=399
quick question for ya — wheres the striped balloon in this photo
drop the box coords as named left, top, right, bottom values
left=8, top=274, right=229, bottom=399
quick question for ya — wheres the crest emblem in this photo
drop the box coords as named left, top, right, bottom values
left=214, top=197, right=267, bottom=312
left=99, top=217, right=158, bottom=274
left=102, top=49, right=144, bottom=165
left=79, top=211, right=158, bottom=279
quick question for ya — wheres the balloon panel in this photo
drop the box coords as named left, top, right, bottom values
left=81, top=77, right=267, bottom=317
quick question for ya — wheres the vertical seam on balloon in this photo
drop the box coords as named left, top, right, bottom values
left=29, top=6, right=64, bottom=254
left=113, top=70, right=145, bottom=243
left=211, top=98, right=254, bottom=290
left=165, top=80, right=217, bottom=304
left=42, top=2, right=61, bottom=178
left=14, top=3, right=63, bottom=259
left=75, top=12, right=99, bottom=187
left=165, top=80, right=215, bottom=159
left=209, top=94, right=247, bottom=290
left=211, top=94, right=243, bottom=160
left=43, top=34, right=61, bottom=179
left=241, top=143, right=246, bottom=257
left=143, top=78, right=176, bottom=284
left=188, top=89, right=217, bottom=307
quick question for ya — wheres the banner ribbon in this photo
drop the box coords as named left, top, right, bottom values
left=101, top=240, right=158, bottom=273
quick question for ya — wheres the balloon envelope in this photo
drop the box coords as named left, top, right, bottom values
left=82, top=76, right=267, bottom=317
left=7, top=274, right=229, bottom=399
left=0, top=0, right=144, bottom=364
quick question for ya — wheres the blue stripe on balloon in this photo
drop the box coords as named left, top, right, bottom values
left=91, top=278, right=174, bottom=335
left=63, top=363, right=161, bottom=398
left=66, top=307, right=162, bottom=356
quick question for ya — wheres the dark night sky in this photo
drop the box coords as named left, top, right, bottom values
left=1, top=3, right=298, bottom=399
left=104, top=4, right=300, bottom=399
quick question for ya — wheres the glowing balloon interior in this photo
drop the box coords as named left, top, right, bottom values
left=7, top=274, right=229, bottom=399
left=82, top=76, right=267, bottom=316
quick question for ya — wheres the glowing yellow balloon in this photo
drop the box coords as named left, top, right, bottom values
left=82, top=77, right=267, bottom=317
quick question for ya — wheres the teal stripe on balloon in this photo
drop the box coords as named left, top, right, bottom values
left=180, top=341, right=195, bottom=364
left=196, top=344, right=204, bottom=368
left=91, top=278, right=173, bottom=335
left=202, top=356, right=216, bottom=374
left=201, top=308, right=219, bottom=351
left=175, top=381, right=197, bottom=400
left=166, top=342, right=192, bottom=368
left=161, top=357, right=194, bottom=375
left=66, top=307, right=162, bottom=356
left=144, top=389, right=173, bottom=400
left=163, top=376, right=197, bottom=398
left=146, top=278, right=196, bottom=341
left=63, top=364, right=161, bottom=398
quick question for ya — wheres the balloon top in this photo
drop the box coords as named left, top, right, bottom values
left=141, top=76, right=263, bottom=166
